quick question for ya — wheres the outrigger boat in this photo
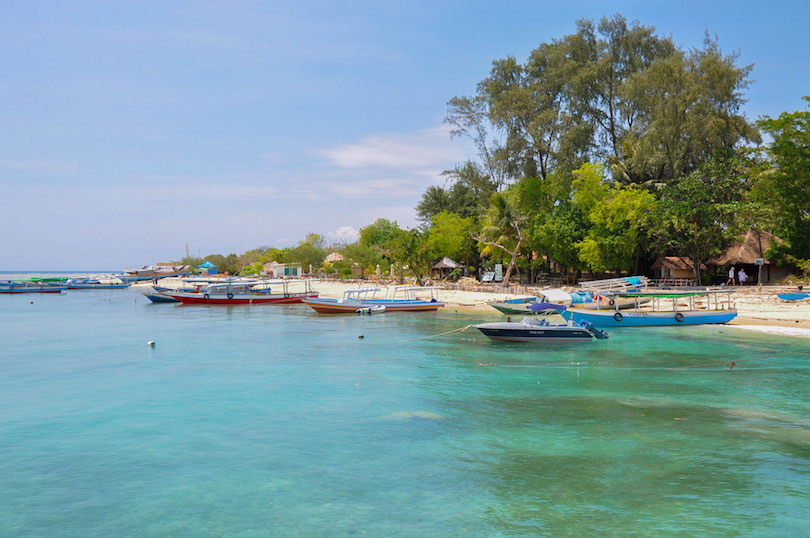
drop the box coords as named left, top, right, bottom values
left=0, top=278, right=67, bottom=293
left=160, top=279, right=319, bottom=305
left=302, top=285, right=444, bottom=314
left=560, top=289, right=737, bottom=327
left=67, top=275, right=132, bottom=289
left=487, top=288, right=572, bottom=315
left=476, top=317, right=608, bottom=342
left=487, top=277, right=650, bottom=315
left=120, top=264, right=191, bottom=282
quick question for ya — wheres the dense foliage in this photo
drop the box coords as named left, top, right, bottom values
left=180, top=16, right=808, bottom=284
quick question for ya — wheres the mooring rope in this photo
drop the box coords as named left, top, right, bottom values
left=400, top=324, right=474, bottom=342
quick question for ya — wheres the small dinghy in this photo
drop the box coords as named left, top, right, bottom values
left=356, top=305, right=386, bottom=314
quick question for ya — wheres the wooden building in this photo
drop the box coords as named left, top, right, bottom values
left=709, top=229, right=791, bottom=284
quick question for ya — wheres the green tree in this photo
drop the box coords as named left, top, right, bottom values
left=287, top=234, right=327, bottom=274
left=475, top=190, right=528, bottom=282
left=648, top=151, right=751, bottom=282
left=427, top=211, right=476, bottom=263
left=756, top=97, right=810, bottom=259
left=619, top=34, right=760, bottom=185
left=570, top=163, right=656, bottom=273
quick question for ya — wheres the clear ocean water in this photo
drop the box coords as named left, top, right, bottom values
left=2, top=276, right=809, bottom=537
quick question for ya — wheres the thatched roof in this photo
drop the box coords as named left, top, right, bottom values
left=432, top=256, right=463, bottom=269
left=652, top=256, right=706, bottom=271
left=710, top=229, right=783, bottom=265
left=325, top=252, right=345, bottom=262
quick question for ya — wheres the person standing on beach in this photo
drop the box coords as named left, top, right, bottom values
left=738, top=268, right=747, bottom=285
left=726, top=266, right=736, bottom=286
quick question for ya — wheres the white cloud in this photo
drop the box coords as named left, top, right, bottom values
left=326, top=226, right=359, bottom=243
left=315, top=125, right=468, bottom=170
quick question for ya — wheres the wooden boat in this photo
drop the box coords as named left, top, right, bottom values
left=0, top=278, right=67, bottom=293
left=560, top=289, right=737, bottom=327
left=141, top=286, right=181, bottom=303
left=302, top=285, right=444, bottom=314
left=487, top=288, right=573, bottom=314
left=488, top=287, right=645, bottom=314
left=67, top=276, right=132, bottom=289
left=476, top=317, right=608, bottom=342
left=120, top=264, right=191, bottom=282
left=161, top=279, right=319, bottom=305
left=140, top=278, right=219, bottom=303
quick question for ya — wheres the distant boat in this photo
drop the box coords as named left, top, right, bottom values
left=67, top=275, right=132, bottom=289
left=476, top=316, right=608, bottom=342
left=561, top=289, right=737, bottom=327
left=161, top=279, right=319, bottom=305
left=120, top=264, right=191, bottom=282
left=140, top=278, right=219, bottom=303
left=0, top=278, right=67, bottom=293
left=302, top=285, right=444, bottom=314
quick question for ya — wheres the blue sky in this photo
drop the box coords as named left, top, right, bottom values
left=2, top=1, right=807, bottom=270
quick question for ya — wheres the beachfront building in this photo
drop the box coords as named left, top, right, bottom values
left=709, top=228, right=791, bottom=284
left=197, top=260, right=218, bottom=275
left=262, top=261, right=302, bottom=278
left=432, top=257, right=464, bottom=280
left=651, top=257, right=704, bottom=286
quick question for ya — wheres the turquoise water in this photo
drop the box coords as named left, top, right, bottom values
left=2, top=283, right=809, bottom=536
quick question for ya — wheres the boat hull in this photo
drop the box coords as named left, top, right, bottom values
left=302, top=297, right=444, bottom=313
left=778, top=293, right=810, bottom=301
left=476, top=323, right=594, bottom=342
left=67, top=283, right=132, bottom=289
left=561, top=308, right=737, bottom=327
left=0, top=283, right=67, bottom=293
left=166, top=291, right=318, bottom=305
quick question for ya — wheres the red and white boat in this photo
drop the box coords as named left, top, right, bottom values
left=161, top=278, right=319, bottom=305
left=302, top=285, right=444, bottom=314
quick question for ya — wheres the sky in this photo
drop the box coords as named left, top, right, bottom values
left=2, top=1, right=808, bottom=270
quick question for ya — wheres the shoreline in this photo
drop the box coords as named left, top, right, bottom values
left=142, top=277, right=810, bottom=337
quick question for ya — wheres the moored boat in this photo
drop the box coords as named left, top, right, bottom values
left=561, top=289, right=737, bottom=327
left=67, top=275, right=132, bottom=289
left=476, top=316, right=608, bottom=342
left=161, top=278, right=319, bottom=305
left=0, top=278, right=67, bottom=293
left=121, top=264, right=191, bottom=282
left=302, top=285, right=444, bottom=314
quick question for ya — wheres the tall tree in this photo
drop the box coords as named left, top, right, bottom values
left=756, top=97, right=810, bottom=259
left=647, top=150, right=751, bottom=282
left=619, top=34, right=760, bottom=185
left=475, top=190, right=529, bottom=282
left=571, top=163, right=657, bottom=273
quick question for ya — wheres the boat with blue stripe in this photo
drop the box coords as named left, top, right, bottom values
left=560, top=289, right=737, bottom=327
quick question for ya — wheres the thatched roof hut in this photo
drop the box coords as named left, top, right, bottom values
left=709, top=229, right=792, bottom=284
left=652, top=256, right=705, bottom=272
left=710, top=228, right=781, bottom=265
left=432, top=257, right=463, bottom=278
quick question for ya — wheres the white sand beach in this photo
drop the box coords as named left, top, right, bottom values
left=312, top=280, right=810, bottom=336
left=143, top=277, right=810, bottom=336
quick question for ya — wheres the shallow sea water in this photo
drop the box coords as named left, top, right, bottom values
left=1, top=282, right=809, bottom=536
